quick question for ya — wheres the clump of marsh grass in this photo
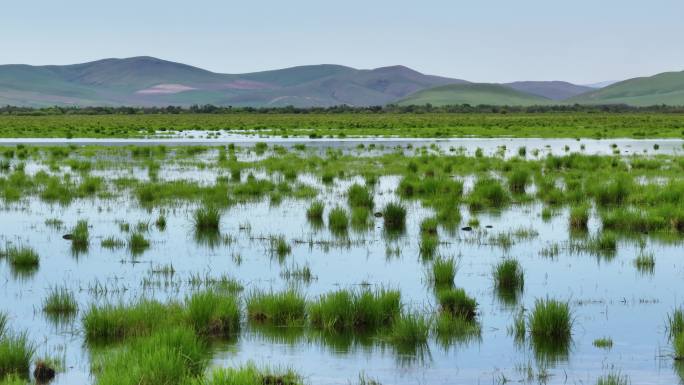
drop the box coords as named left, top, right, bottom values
left=350, top=207, right=372, bottom=231
left=569, top=205, right=590, bottom=230
left=92, top=327, right=205, bottom=385
left=101, top=236, right=125, bottom=249
left=3, top=245, right=39, bottom=270
left=280, top=263, right=315, bottom=283
left=185, top=290, right=240, bottom=336
left=529, top=298, right=572, bottom=341
left=269, top=235, right=291, bottom=259
left=434, top=312, right=481, bottom=347
left=382, top=202, right=406, bottom=231
left=386, top=312, right=430, bottom=348
left=667, top=308, right=684, bottom=339
left=493, top=259, right=524, bottom=303
left=328, top=207, right=349, bottom=233
left=194, top=362, right=303, bottom=385
left=155, top=214, right=167, bottom=231
left=468, top=177, right=510, bottom=210
left=593, top=337, right=613, bottom=349
left=71, top=219, right=89, bottom=246
left=306, top=201, right=324, bottom=221
left=0, top=331, right=35, bottom=379
left=82, top=299, right=183, bottom=341
left=634, top=253, right=655, bottom=273
left=430, top=256, right=457, bottom=287
left=193, top=206, right=221, bottom=233
left=596, top=372, right=629, bottom=385
left=246, top=290, right=306, bottom=326
left=436, top=288, right=477, bottom=321
left=508, top=168, right=530, bottom=193
left=419, top=217, right=439, bottom=235
left=674, top=332, right=684, bottom=360
left=528, top=298, right=573, bottom=363
left=127, top=232, right=150, bottom=254
left=419, top=234, right=439, bottom=259
left=347, top=183, right=374, bottom=209
left=309, top=288, right=401, bottom=332
left=509, top=308, right=526, bottom=345
left=42, top=285, right=78, bottom=316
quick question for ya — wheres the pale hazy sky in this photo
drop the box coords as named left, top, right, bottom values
left=2, top=0, right=683, bottom=84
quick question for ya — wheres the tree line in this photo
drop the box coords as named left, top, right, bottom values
left=2, top=103, right=684, bottom=116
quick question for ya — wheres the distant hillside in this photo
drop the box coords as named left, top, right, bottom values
left=2, top=56, right=683, bottom=107
left=569, top=71, right=684, bottom=106
left=504, top=81, right=593, bottom=100
left=397, top=83, right=551, bottom=106
left=0, top=57, right=467, bottom=107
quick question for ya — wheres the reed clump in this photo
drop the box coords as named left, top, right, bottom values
left=309, top=288, right=401, bottom=333
left=246, top=290, right=306, bottom=326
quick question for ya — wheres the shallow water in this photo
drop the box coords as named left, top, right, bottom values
left=1, top=135, right=683, bottom=159
left=0, top=143, right=683, bottom=385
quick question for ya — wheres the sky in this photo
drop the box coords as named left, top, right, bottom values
left=2, top=0, right=683, bottom=84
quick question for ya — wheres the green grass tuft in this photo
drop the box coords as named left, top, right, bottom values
left=431, top=256, right=457, bottom=287
left=185, top=290, right=240, bottom=336
left=436, top=288, right=477, bottom=321
left=382, top=202, right=406, bottom=231
left=42, top=285, right=78, bottom=316
left=309, top=288, right=401, bottom=332
left=246, top=290, right=306, bottom=326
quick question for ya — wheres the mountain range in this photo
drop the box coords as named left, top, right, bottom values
left=0, top=56, right=682, bottom=107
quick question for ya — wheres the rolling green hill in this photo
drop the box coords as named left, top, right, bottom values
left=397, top=83, right=552, bottom=106
left=569, top=71, right=684, bottom=106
